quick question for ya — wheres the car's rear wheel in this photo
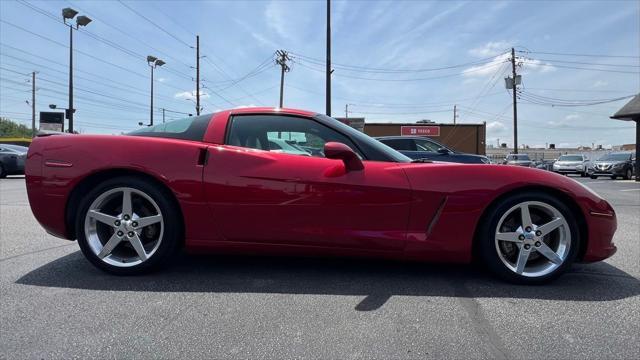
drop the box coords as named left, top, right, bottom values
left=75, top=176, right=181, bottom=275
left=0, top=163, right=5, bottom=178
left=478, top=192, right=579, bottom=284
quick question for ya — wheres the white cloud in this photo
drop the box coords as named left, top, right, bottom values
left=592, top=80, right=608, bottom=88
left=469, top=41, right=511, bottom=57
left=519, top=57, right=556, bottom=73
left=233, top=104, right=257, bottom=109
left=463, top=53, right=510, bottom=77
left=464, top=48, right=555, bottom=78
left=265, top=1, right=290, bottom=40
left=487, top=121, right=507, bottom=132
left=174, top=90, right=211, bottom=100
left=547, top=114, right=580, bottom=128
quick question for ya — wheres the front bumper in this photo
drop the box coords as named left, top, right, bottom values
left=587, top=167, right=626, bottom=176
left=553, top=164, right=585, bottom=174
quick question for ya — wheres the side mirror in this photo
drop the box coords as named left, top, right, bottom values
left=437, top=148, right=450, bottom=155
left=324, top=142, right=364, bottom=171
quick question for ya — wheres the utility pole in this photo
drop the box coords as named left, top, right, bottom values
left=162, top=108, right=165, bottom=123
left=511, top=47, right=518, bottom=154
left=276, top=50, right=290, bottom=108
left=31, top=72, right=36, bottom=137
left=345, top=103, right=349, bottom=118
left=326, top=0, right=331, bottom=116
left=196, top=35, right=200, bottom=116
left=453, top=105, right=457, bottom=125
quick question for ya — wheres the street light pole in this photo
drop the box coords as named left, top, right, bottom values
left=150, top=64, right=154, bottom=126
left=147, top=56, right=165, bottom=127
left=62, top=8, right=91, bottom=133
left=68, top=23, right=73, bottom=133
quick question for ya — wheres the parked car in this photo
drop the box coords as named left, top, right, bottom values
left=503, top=154, right=533, bottom=167
left=589, top=152, right=635, bottom=180
left=375, top=136, right=490, bottom=164
left=534, top=159, right=556, bottom=171
left=267, top=138, right=311, bottom=156
left=552, top=154, right=589, bottom=177
left=0, top=144, right=28, bottom=178
left=25, top=108, right=617, bottom=284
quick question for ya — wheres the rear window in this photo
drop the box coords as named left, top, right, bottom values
left=127, top=114, right=212, bottom=141
left=507, top=155, right=530, bottom=161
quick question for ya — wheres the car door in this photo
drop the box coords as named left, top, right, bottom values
left=202, top=114, right=412, bottom=251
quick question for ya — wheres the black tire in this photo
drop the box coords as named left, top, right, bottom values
left=0, top=163, right=6, bottom=179
left=610, top=175, right=617, bottom=180
left=580, top=172, right=587, bottom=178
left=590, top=175, right=597, bottom=179
left=75, top=176, right=182, bottom=275
left=624, top=168, right=632, bottom=180
left=477, top=191, right=580, bottom=284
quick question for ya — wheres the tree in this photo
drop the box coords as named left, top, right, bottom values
left=0, top=117, right=33, bottom=138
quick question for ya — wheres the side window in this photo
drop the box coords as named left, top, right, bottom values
left=379, top=139, right=415, bottom=151
left=227, top=115, right=362, bottom=158
left=414, top=139, right=441, bottom=152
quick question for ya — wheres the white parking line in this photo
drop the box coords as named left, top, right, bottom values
left=619, top=188, right=640, bottom=192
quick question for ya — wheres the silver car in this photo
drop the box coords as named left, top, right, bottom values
left=552, top=154, right=589, bottom=177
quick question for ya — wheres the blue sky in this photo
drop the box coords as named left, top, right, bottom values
left=0, top=0, right=638, bottom=148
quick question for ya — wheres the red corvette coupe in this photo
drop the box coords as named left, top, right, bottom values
left=25, top=107, right=617, bottom=283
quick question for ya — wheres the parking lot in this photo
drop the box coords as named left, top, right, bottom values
left=0, top=175, right=638, bottom=359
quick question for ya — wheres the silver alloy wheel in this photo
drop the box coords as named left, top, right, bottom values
left=494, top=201, right=571, bottom=278
left=84, top=187, right=164, bottom=267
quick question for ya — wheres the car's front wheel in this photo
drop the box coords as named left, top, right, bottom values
left=478, top=192, right=579, bottom=284
left=75, top=176, right=181, bottom=275
left=624, top=168, right=632, bottom=180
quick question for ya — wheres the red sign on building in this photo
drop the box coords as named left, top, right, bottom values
left=400, top=126, right=440, bottom=137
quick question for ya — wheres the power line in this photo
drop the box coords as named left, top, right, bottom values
left=289, top=51, right=507, bottom=73
left=293, top=59, right=507, bottom=81
left=117, top=0, right=192, bottom=48
left=518, top=50, right=640, bottom=59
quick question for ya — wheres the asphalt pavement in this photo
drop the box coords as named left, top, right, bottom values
left=1, top=175, right=639, bottom=359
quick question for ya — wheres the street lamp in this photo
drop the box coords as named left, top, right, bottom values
left=147, top=56, right=165, bottom=127
left=62, top=7, right=91, bottom=134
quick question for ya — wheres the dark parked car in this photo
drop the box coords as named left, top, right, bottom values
left=552, top=154, right=589, bottom=177
left=0, top=144, right=28, bottom=178
left=503, top=154, right=533, bottom=167
left=375, top=136, right=490, bottom=164
left=534, top=159, right=556, bottom=171
left=589, top=152, right=635, bottom=180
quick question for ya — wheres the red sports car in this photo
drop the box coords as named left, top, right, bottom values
left=25, top=107, right=617, bottom=284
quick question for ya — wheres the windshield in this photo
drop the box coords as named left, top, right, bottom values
left=1, top=144, right=28, bottom=153
left=600, top=153, right=630, bottom=161
left=558, top=155, right=583, bottom=161
left=127, top=114, right=212, bottom=141
left=315, top=114, right=411, bottom=162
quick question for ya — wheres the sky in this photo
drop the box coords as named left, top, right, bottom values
left=0, top=0, right=638, bottom=148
